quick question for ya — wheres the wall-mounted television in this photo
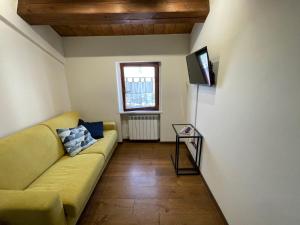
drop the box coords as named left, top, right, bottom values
left=186, top=46, right=215, bottom=86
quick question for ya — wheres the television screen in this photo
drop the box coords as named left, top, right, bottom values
left=186, top=47, right=215, bottom=86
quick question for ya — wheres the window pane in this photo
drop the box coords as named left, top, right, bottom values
left=124, top=66, right=155, bottom=109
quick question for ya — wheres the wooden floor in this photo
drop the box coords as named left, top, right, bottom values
left=77, top=143, right=225, bottom=225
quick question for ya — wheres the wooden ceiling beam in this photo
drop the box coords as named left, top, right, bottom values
left=17, top=1, right=209, bottom=25
left=52, top=23, right=195, bottom=36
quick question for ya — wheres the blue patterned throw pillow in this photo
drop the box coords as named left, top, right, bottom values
left=56, top=125, right=97, bottom=157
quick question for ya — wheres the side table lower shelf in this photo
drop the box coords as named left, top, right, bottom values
left=171, top=153, right=200, bottom=175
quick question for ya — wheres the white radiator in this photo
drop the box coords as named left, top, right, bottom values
left=128, top=115, right=160, bottom=140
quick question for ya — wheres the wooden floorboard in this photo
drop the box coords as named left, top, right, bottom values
left=77, top=143, right=226, bottom=225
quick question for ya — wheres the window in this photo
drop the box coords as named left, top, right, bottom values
left=120, top=62, right=159, bottom=111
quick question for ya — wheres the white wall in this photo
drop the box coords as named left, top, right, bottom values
left=0, top=0, right=71, bottom=137
left=63, top=35, right=190, bottom=141
left=187, top=1, right=300, bottom=225
left=31, top=25, right=65, bottom=56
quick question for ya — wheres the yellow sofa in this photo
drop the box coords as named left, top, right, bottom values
left=0, top=112, right=118, bottom=225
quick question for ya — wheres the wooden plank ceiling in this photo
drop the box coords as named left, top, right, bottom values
left=17, top=0, right=209, bottom=36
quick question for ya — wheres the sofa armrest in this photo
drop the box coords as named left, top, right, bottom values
left=103, top=121, right=117, bottom=131
left=0, top=190, right=66, bottom=225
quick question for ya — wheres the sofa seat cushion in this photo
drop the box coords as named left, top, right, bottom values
left=27, top=154, right=105, bottom=218
left=79, top=130, right=117, bottom=159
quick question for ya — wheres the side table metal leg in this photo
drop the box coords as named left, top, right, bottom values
left=176, top=136, right=179, bottom=175
left=198, top=137, right=203, bottom=167
left=195, top=137, right=200, bottom=168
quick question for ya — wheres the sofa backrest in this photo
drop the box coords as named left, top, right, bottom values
left=40, top=112, right=80, bottom=153
left=0, top=125, right=63, bottom=190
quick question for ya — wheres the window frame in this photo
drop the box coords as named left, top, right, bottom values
left=120, top=62, right=160, bottom=111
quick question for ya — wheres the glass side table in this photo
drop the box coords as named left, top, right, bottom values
left=171, top=124, right=203, bottom=175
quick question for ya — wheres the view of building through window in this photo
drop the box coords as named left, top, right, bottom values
left=120, top=62, right=159, bottom=111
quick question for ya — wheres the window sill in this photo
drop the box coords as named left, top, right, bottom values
left=119, top=110, right=162, bottom=115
